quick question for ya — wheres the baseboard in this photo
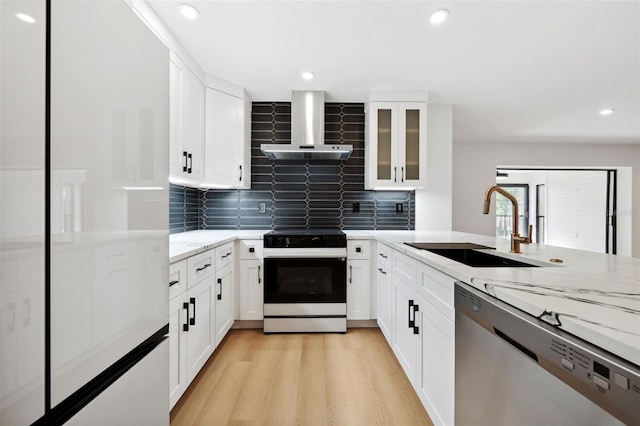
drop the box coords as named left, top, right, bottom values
left=232, top=320, right=263, bottom=329
left=232, top=319, right=379, bottom=329
left=347, top=319, right=378, bottom=328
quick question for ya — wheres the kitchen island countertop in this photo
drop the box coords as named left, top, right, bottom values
left=170, top=229, right=640, bottom=366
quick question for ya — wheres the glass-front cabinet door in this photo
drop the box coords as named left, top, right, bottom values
left=365, top=101, right=426, bottom=189
left=402, top=106, right=422, bottom=182
left=376, top=106, right=394, bottom=181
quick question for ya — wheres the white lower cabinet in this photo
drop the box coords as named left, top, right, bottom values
left=376, top=244, right=393, bottom=341
left=392, top=281, right=421, bottom=385
left=347, top=259, right=371, bottom=320
left=391, top=251, right=419, bottom=387
left=169, top=247, right=235, bottom=409
left=169, top=292, right=187, bottom=408
left=185, top=277, right=216, bottom=382
left=238, top=259, right=263, bottom=320
left=417, top=299, right=455, bottom=426
left=376, top=264, right=393, bottom=341
left=169, top=264, right=216, bottom=409
left=214, top=264, right=234, bottom=346
left=377, top=246, right=456, bottom=426
left=238, top=239, right=263, bottom=320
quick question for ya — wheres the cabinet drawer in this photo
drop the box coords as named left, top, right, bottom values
left=93, top=242, right=136, bottom=270
left=215, top=242, right=234, bottom=269
left=392, top=251, right=417, bottom=289
left=169, top=260, right=188, bottom=300
left=376, top=243, right=392, bottom=268
left=347, top=240, right=370, bottom=260
left=238, top=240, right=263, bottom=260
left=187, top=249, right=215, bottom=288
left=416, top=262, right=454, bottom=320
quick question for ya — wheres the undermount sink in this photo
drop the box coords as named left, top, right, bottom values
left=404, top=242, right=540, bottom=268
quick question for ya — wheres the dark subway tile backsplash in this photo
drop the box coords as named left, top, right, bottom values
left=169, top=102, right=414, bottom=232
left=169, top=183, right=202, bottom=234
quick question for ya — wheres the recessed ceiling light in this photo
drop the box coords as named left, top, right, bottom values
left=179, top=4, right=199, bottom=20
left=302, top=71, right=315, bottom=80
left=599, top=108, right=614, bottom=116
left=16, top=13, right=36, bottom=23
left=429, top=9, right=449, bottom=25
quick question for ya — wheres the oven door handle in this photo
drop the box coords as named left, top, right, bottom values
left=263, top=248, right=347, bottom=258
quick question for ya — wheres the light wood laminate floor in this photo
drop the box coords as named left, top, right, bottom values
left=170, top=328, right=433, bottom=426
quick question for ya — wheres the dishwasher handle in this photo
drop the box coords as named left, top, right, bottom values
left=494, top=327, right=538, bottom=362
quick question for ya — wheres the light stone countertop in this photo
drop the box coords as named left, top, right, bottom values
left=170, top=229, right=640, bottom=366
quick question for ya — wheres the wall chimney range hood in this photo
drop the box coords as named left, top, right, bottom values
left=260, top=91, right=353, bottom=161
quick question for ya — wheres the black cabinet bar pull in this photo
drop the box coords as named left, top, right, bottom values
left=183, top=302, right=189, bottom=332
left=239, top=165, right=242, bottom=181
left=217, top=278, right=222, bottom=300
left=182, top=151, right=188, bottom=172
left=189, top=297, right=196, bottom=326
left=169, top=280, right=179, bottom=287
left=394, top=166, right=397, bottom=183
left=349, top=265, right=353, bottom=283
left=196, top=263, right=211, bottom=272
left=187, top=153, right=193, bottom=174
left=413, top=304, right=420, bottom=334
left=378, top=268, right=387, bottom=275
left=378, top=253, right=388, bottom=259
left=401, top=166, right=405, bottom=182
left=408, top=300, right=415, bottom=328
left=258, top=265, right=261, bottom=284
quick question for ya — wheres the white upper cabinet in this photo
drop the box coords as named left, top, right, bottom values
left=203, top=88, right=251, bottom=189
left=169, top=53, right=205, bottom=184
left=365, top=98, right=427, bottom=190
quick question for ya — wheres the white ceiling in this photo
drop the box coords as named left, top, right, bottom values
left=147, top=0, right=640, bottom=145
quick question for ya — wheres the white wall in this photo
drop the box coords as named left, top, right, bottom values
left=546, top=171, right=608, bottom=253
left=415, top=103, right=453, bottom=230
left=453, top=142, right=640, bottom=257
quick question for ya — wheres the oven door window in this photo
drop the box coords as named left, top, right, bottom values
left=264, top=258, right=347, bottom=303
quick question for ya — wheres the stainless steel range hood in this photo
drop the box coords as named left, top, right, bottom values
left=260, top=91, right=353, bottom=161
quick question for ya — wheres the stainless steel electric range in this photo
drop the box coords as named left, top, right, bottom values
left=263, top=229, right=347, bottom=333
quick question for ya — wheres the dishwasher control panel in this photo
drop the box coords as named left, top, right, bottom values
left=455, top=282, right=640, bottom=426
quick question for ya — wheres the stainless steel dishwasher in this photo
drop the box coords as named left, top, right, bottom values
left=454, top=281, right=640, bottom=426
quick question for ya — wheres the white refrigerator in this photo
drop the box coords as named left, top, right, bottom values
left=1, top=0, right=170, bottom=424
